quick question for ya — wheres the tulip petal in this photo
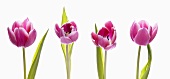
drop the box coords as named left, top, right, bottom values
left=25, top=21, right=33, bottom=33
left=98, top=27, right=109, bottom=37
left=105, top=21, right=114, bottom=31
left=70, top=21, right=77, bottom=30
left=25, top=29, right=37, bottom=47
left=60, top=37, right=72, bottom=44
left=55, top=24, right=63, bottom=38
left=130, top=21, right=140, bottom=41
left=23, top=18, right=29, bottom=29
left=149, top=24, right=158, bottom=42
left=111, top=31, right=117, bottom=44
left=14, top=27, right=29, bottom=47
left=68, top=31, right=78, bottom=42
left=7, top=27, right=17, bottom=46
left=62, top=23, right=72, bottom=33
left=12, top=21, right=22, bottom=31
left=91, top=32, right=99, bottom=46
left=138, top=20, right=149, bottom=29
left=105, top=43, right=116, bottom=51
left=98, top=35, right=109, bottom=48
left=134, top=28, right=150, bottom=46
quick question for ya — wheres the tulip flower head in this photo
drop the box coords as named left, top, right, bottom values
left=91, top=21, right=117, bottom=51
left=55, top=21, right=78, bottom=44
left=7, top=18, right=37, bottom=48
left=130, top=20, right=158, bottom=46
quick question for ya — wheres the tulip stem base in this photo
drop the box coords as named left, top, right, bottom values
left=104, top=51, right=107, bottom=79
left=136, top=46, right=141, bottom=79
left=22, top=47, right=26, bottom=79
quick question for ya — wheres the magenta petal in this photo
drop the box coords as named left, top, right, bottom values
left=7, top=27, right=17, bottom=46
left=25, top=29, right=37, bottom=47
left=98, top=35, right=109, bottom=48
left=149, top=24, right=158, bottom=43
left=70, top=21, right=77, bottom=30
left=138, top=20, right=149, bottom=29
left=68, top=31, right=78, bottom=42
left=130, top=21, right=140, bottom=41
left=111, top=31, right=116, bottom=44
left=91, top=32, right=98, bottom=40
left=55, top=24, right=63, bottom=38
left=62, top=23, right=72, bottom=33
left=14, top=28, right=29, bottom=47
left=98, top=27, right=109, bottom=37
left=105, top=21, right=113, bottom=31
left=60, top=37, right=73, bottom=44
left=105, top=43, right=116, bottom=51
left=134, top=28, right=150, bottom=46
left=23, top=18, right=29, bottom=28
left=12, top=21, right=22, bottom=31
left=91, top=32, right=99, bottom=46
left=25, top=21, right=33, bottom=33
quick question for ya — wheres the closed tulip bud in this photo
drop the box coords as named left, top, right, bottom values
left=7, top=18, right=37, bottom=48
left=130, top=20, right=158, bottom=46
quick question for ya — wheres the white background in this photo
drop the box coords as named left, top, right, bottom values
left=0, top=0, right=169, bottom=79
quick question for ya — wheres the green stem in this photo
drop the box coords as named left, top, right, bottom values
left=22, top=47, right=26, bottom=79
left=136, top=46, right=141, bottom=79
left=66, top=45, right=70, bottom=79
left=104, top=51, right=107, bottom=79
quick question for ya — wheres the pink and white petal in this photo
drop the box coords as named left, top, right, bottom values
left=12, top=21, right=22, bottom=31
left=138, top=20, right=149, bottom=29
left=149, top=24, right=158, bottom=43
left=105, top=21, right=113, bottom=31
left=109, top=28, right=115, bottom=40
left=25, top=21, right=33, bottom=33
left=7, top=27, right=17, bottom=46
left=55, top=25, right=62, bottom=38
left=98, top=27, right=109, bottom=37
left=68, top=31, right=78, bottom=42
left=148, top=26, right=152, bottom=37
left=55, top=24, right=61, bottom=32
left=14, top=28, right=29, bottom=47
left=105, top=43, right=116, bottom=51
left=130, top=21, right=140, bottom=41
left=92, top=40, right=99, bottom=46
left=23, top=18, right=29, bottom=28
left=70, top=21, right=77, bottom=30
left=134, top=28, right=150, bottom=46
left=25, top=29, right=37, bottom=47
left=111, top=31, right=117, bottom=44
left=98, top=35, right=109, bottom=48
left=60, top=37, right=73, bottom=44
left=91, top=32, right=98, bottom=40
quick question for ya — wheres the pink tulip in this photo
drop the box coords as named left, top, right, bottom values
left=55, top=21, right=78, bottom=44
left=91, top=21, right=116, bottom=51
left=130, top=20, right=158, bottom=46
left=7, top=18, right=37, bottom=48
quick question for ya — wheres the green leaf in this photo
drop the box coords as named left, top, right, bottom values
left=61, top=7, right=68, bottom=25
left=95, top=23, right=98, bottom=33
left=27, top=29, right=49, bottom=79
left=140, top=44, right=152, bottom=79
left=95, top=24, right=104, bottom=79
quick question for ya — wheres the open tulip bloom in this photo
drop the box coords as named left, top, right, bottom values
left=91, top=21, right=116, bottom=79
left=7, top=18, right=49, bottom=79
left=130, top=20, right=158, bottom=79
left=54, top=7, right=78, bottom=79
